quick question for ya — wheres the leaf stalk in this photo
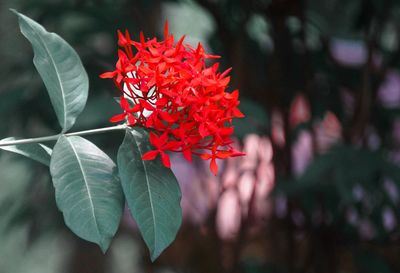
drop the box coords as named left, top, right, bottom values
left=0, top=124, right=128, bottom=147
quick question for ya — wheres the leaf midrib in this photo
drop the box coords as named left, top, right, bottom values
left=132, top=133, right=158, bottom=249
left=66, top=137, right=99, bottom=235
left=24, top=17, right=68, bottom=130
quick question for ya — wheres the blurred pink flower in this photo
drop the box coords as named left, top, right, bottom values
left=330, top=38, right=367, bottom=66
left=241, top=134, right=260, bottom=171
left=217, top=135, right=275, bottom=238
left=238, top=171, right=255, bottom=206
left=237, top=171, right=257, bottom=217
left=383, top=178, right=399, bottom=204
left=330, top=38, right=381, bottom=67
left=292, top=130, right=313, bottom=176
left=289, top=94, right=311, bottom=128
left=258, top=136, right=273, bottom=162
left=314, top=111, right=342, bottom=152
left=378, top=70, right=400, bottom=108
left=256, top=162, right=275, bottom=200
left=366, top=127, right=381, bottom=150
left=170, top=154, right=216, bottom=225
left=382, top=206, right=397, bottom=232
left=139, top=133, right=275, bottom=240
left=216, top=189, right=242, bottom=240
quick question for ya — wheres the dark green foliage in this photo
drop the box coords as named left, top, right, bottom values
left=118, top=128, right=182, bottom=261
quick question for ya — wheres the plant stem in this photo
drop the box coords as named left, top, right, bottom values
left=0, top=124, right=128, bottom=147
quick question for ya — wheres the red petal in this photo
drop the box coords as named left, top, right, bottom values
left=210, top=159, right=218, bottom=176
left=199, top=123, right=208, bottom=138
left=124, top=78, right=140, bottom=84
left=175, top=35, right=186, bottom=54
left=140, top=31, right=146, bottom=46
left=140, top=100, right=154, bottom=110
left=225, top=90, right=239, bottom=100
left=164, top=48, right=175, bottom=57
left=155, top=97, right=169, bottom=107
left=142, top=150, right=159, bottom=160
left=109, top=113, right=126, bottom=123
left=149, top=132, right=161, bottom=148
left=127, top=114, right=137, bottom=125
left=183, top=149, right=192, bottom=161
left=117, top=49, right=128, bottom=60
left=120, top=96, right=130, bottom=111
left=230, top=149, right=246, bottom=157
left=125, top=29, right=132, bottom=42
left=200, top=153, right=212, bottom=160
left=232, top=107, right=245, bottom=118
left=159, top=111, right=177, bottom=123
left=129, top=104, right=141, bottom=113
left=160, top=152, right=171, bottom=168
left=164, top=20, right=169, bottom=39
left=215, top=151, right=232, bottom=159
left=149, top=46, right=160, bottom=57
left=159, top=132, right=169, bottom=145
left=99, top=71, right=117, bottom=78
left=219, top=127, right=234, bottom=136
left=164, top=140, right=181, bottom=150
left=220, top=67, right=232, bottom=78
left=218, top=76, right=230, bottom=87
left=118, top=30, right=128, bottom=47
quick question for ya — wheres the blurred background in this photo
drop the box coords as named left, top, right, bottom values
left=1, top=0, right=400, bottom=272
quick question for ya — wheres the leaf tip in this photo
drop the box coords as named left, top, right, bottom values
left=9, top=8, right=18, bottom=15
left=98, top=235, right=112, bottom=254
left=9, top=9, right=24, bottom=21
left=150, top=249, right=162, bottom=262
left=99, top=242, right=110, bottom=254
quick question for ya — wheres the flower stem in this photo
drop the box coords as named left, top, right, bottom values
left=0, top=124, right=128, bottom=147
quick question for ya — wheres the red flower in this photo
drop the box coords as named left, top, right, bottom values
left=101, top=22, right=245, bottom=175
left=109, top=96, right=139, bottom=125
left=142, top=132, right=180, bottom=168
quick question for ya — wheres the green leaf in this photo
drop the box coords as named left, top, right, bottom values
left=50, top=135, right=123, bottom=252
left=12, top=10, right=88, bottom=132
left=0, top=137, right=52, bottom=166
left=118, top=128, right=182, bottom=261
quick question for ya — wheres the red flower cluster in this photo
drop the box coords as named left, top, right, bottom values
left=100, top=23, right=244, bottom=175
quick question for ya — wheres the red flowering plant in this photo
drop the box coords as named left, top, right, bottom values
left=0, top=11, right=244, bottom=262
left=100, top=22, right=245, bottom=175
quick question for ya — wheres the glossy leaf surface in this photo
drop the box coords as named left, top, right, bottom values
left=118, top=128, right=182, bottom=261
left=50, top=135, right=123, bottom=252
left=13, top=10, right=88, bottom=132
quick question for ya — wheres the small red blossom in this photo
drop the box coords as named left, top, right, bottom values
left=142, top=132, right=180, bottom=168
left=100, top=22, right=245, bottom=175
